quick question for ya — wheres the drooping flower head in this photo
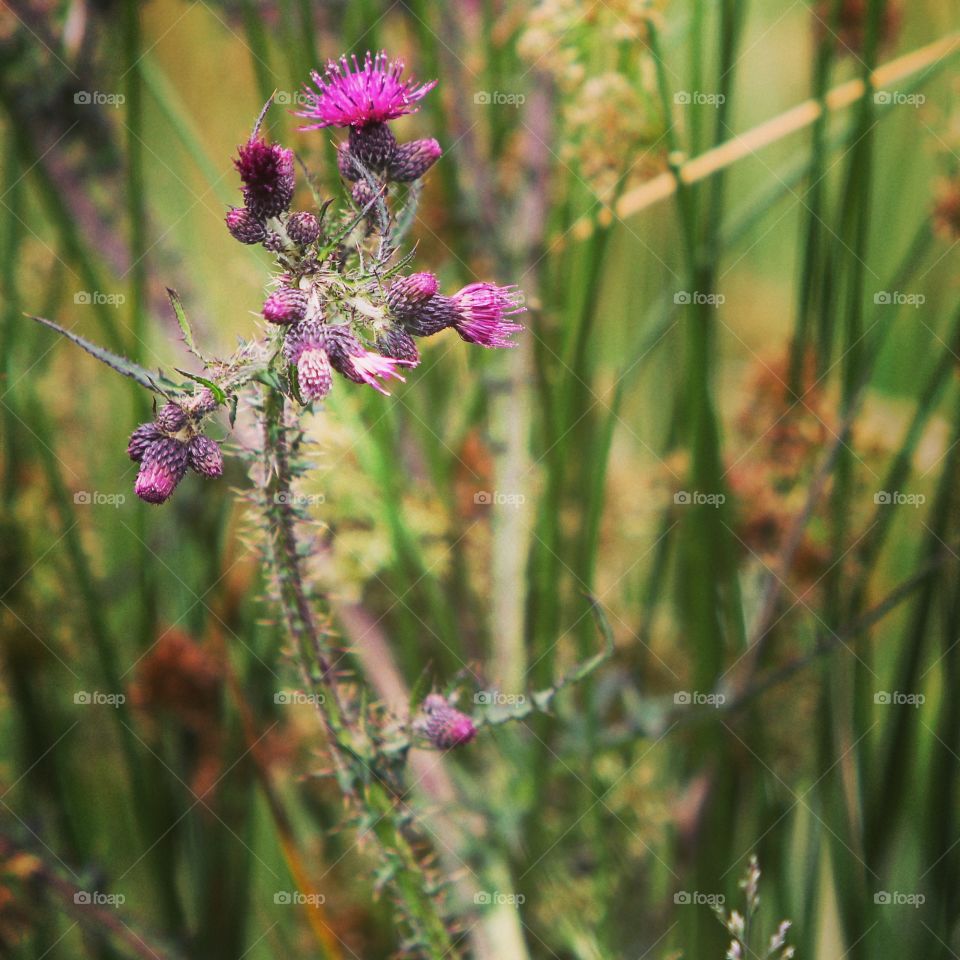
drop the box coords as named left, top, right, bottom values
left=297, top=51, right=437, bottom=130
left=324, top=325, right=410, bottom=396
left=127, top=392, right=223, bottom=504
left=450, top=283, right=525, bottom=348
left=419, top=694, right=477, bottom=750
left=233, top=137, right=296, bottom=218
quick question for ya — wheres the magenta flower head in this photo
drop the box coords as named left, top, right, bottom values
left=419, top=694, right=477, bottom=750
left=376, top=324, right=420, bottom=367
left=450, top=283, right=525, bottom=348
left=263, top=286, right=307, bottom=325
left=297, top=51, right=436, bottom=130
left=324, top=325, right=409, bottom=396
left=234, top=137, right=295, bottom=219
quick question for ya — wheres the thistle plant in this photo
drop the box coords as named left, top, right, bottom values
left=27, top=49, right=607, bottom=956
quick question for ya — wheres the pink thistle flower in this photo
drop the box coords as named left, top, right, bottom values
left=420, top=694, right=477, bottom=749
left=324, top=325, right=408, bottom=395
left=234, top=137, right=295, bottom=219
left=450, top=283, right=525, bottom=348
left=297, top=51, right=437, bottom=130
left=296, top=348, right=334, bottom=402
left=135, top=437, right=189, bottom=504
left=186, top=436, right=223, bottom=478
left=386, top=138, right=442, bottom=182
left=263, top=286, right=308, bottom=325
left=225, top=206, right=266, bottom=245
left=283, top=321, right=333, bottom=402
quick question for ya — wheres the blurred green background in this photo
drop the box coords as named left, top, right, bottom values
left=2, top=0, right=960, bottom=957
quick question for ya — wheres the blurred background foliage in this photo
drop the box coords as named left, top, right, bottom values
left=2, top=0, right=960, bottom=957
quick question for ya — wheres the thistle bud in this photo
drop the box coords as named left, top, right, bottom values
left=187, top=435, right=224, bottom=478
left=375, top=324, right=420, bottom=366
left=263, top=286, right=308, bottom=325
left=286, top=211, right=320, bottom=245
left=347, top=121, right=397, bottom=171
left=386, top=138, right=442, bottom=182
left=234, top=137, right=296, bottom=218
left=386, top=272, right=439, bottom=318
left=225, top=206, right=267, bottom=245
left=263, top=232, right=286, bottom=253
left=420, top=694, right=476, bottom=749
left=156, top=402, right=187, bottom=434
left=135, top=437, right=189, bottom=504
left=127, top=422, right=163, bottom=462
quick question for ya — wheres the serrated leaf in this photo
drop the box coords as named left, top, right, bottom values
left=166, top=288, right=202, bottom=359
left=27, top=314, right=173, bottom=393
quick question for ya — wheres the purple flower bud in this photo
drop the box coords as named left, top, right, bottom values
left=450, top=283, right=525, bottom=348
left=156, top=402, right=187, bottom=434
left=375, top=324, right=420, bottom=366
left=421, top=694, right=476, bottom=749
left=386, top=272, right=439, bottom=318
left=350, top=180, right=389, bottom=230
left=347, top=122, right=397, bottom=171
left=286, top=211, right=320, bottom=245
left=135, top=437, right=188, bottom=505
left=263, top=286, right=308, bottom=325
left=225, top=206, right=267, bottom=245
left=187, top=435, right=223, bottom=478
left=234, top=137, right=295, bottom=219
left=386, top=138, right=442, bottom=182
left=127, top=422, right=163, bottom=462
